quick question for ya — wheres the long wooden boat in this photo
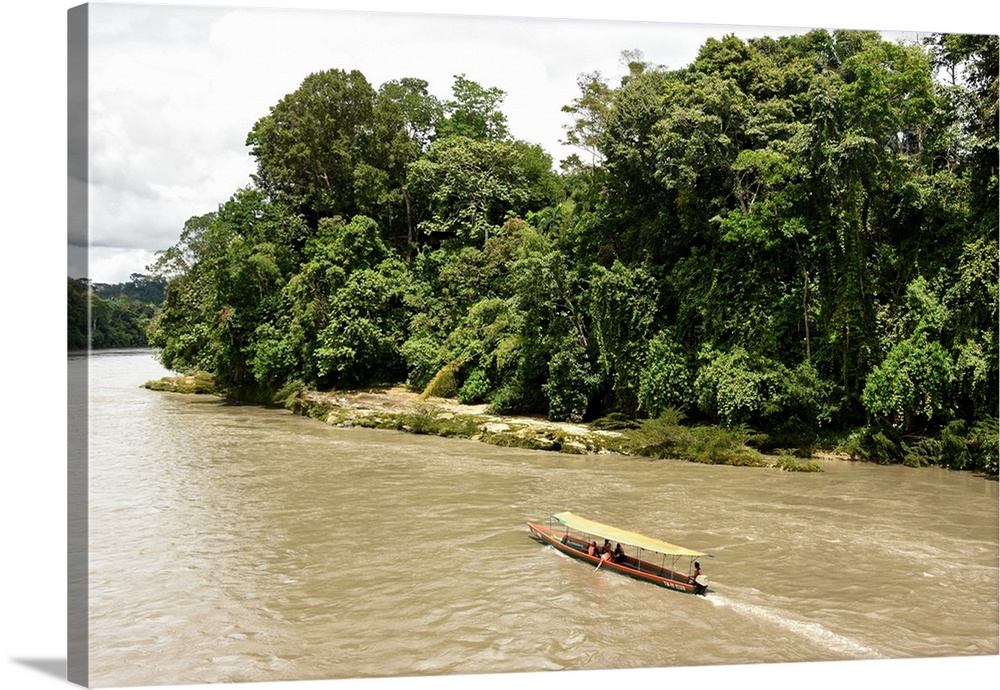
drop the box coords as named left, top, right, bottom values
left=527, top=511, right=712, bottom=595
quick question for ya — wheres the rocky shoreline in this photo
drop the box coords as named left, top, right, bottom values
left=286, top=386, right=630, bottom=455
left=142, top=375, right=825, bottom=469
left=143, top=376, right=634, bottom=455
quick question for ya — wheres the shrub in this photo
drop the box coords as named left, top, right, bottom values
left=458, top=368, right=491, bottom=404
left=685, top=425, right=768, bottom=466
left=420, top=360, right=461, bottom=399
left=632, top=410, right=768, bottom=466
left=486, top=384, right=523, bottom=415
left=901, top=436, right=938, bottom=468
left=842, top=417, right=997, bottom=476
left=968, top=418, right=999, bottom=476
left=272, top=379, right=306, bottom=405
left=773, top=450, right=823, bottom=472
left=861, top=332, right=954, bottom=430
left=635, top=408, right=692, bottom=455
left=401, top=336, right=444, bottom=391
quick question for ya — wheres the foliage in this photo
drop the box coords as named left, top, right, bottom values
left=271, top=379, right=306, bottom=406
left=543, top=334, right=599, bottom=422
left=861, top=332, right=954, bottom=430
left=400, top=336, right=444, bottom=391
left=421, top=360, right=461, bottom=399
left=773, top=450, right=823, bottom=472
left=67, top=278, right=90, bottom=350
left=246, top=69, right=381, bottom=223
left=457, top=368, right=490, bottom=404
left=437, top=74, right=509, bottom=140
left=91, top=273, right=167, bottom=305
left=634, top=409, right=769, bottom=466
left=694, top=347, right=785, bottom=426
left=68, top=277, right=159, bottom=350
left=407, top=136, right=560, bottom=245
left=145, top=31, right=998, bottom=475
left=90, top=294, right=156, bottom=349
left=588, top=261, right=660, bottom=415
left=637, top=330, right=694, bottom=417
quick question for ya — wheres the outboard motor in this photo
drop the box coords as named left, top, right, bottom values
left=694, top=575, right=709, bottom=596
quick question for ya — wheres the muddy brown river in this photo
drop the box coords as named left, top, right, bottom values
left=72, top=350, right=998, bottom=687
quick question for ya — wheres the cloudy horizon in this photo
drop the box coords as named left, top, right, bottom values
left=71, top=1, right=992, bottom=286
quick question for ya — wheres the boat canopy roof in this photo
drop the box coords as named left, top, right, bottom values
left=553, top=511, right=708, bottom=558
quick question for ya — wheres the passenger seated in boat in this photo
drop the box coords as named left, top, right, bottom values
left=614, top=543, right=624, bottom=561
left=587, top=541, right=598, bottom=557
left=600, top=540, right=617, bottom=563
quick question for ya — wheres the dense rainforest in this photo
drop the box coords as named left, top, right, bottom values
left=68, top=274, right=166, bottom=349
left=144, top=29, right=998, bottom=474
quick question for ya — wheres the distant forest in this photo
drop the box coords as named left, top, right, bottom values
left=68, top=274, right=166, bottom=349
left=93, top=29, right=997, bottom=473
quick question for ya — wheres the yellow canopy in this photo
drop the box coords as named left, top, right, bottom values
left=553, top=511, right=707, bottom=558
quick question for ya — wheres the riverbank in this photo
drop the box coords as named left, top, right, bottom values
left=143, top=374, right=826, bottom=470
left=288, top=386, right=632, bottom=455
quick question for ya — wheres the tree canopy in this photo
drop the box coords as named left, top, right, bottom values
left=145, top=31, right=999, bottom=475
left=69, top=276, right=165, bottom=350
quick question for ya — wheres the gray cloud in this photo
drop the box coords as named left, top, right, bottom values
left=77, top=1, right=952, bottom=284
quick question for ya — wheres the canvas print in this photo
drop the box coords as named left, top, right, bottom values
left=67, top=2, right=998, bottom=688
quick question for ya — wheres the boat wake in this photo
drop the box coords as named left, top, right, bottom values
left=707, top=592, right=886, bottom=660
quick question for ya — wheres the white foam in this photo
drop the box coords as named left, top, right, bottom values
left=710, top=594, right=886, bottom=659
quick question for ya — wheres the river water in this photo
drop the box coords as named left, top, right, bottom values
left=75, top=350, right=998, bottom=687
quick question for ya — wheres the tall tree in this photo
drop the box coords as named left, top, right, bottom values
left=561, top=70, right=613, bottom=167
left=436, top=74, right=509, bottom=140
left=371, top=78, right=443, bottom=246
left=408, top=136, right=559, bottom=246
left=246, top=69, right=381, bottom=225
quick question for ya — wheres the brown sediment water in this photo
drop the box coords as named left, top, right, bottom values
left=76, top=350, right=998, bottom=687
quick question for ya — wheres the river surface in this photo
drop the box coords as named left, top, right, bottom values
left=75, top=350, right=998, bottom=687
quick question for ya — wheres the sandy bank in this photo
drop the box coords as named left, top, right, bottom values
left=288, top=386, right=626, bottom=455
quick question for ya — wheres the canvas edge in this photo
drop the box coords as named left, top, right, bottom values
left=67, top=3, right=90, bottom=687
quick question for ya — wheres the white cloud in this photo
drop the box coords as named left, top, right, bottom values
left=86, top=245, right=161, bottom=284
left=76, top=0, right=995, bottom=285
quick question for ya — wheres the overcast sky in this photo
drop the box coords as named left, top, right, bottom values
left=67, top=0, right=994, bottom=285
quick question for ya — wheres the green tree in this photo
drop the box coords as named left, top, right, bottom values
left=587, top=261, right=660, bottom=415
left=246, top=69, right=382, bottom=225
left=408, top=136, right=559, bottom=245
left=90, top=294, right=155, bottom=348
left=637, top=330, right=694, bottom=417
left=561, top=70, right=613, bottom=167
left=371, top=78, right=443, bottom=246
left=68, top=278, right=89, bottom=350
left=147, top=190, right=299, bottom=394
left=141, top=37, right=995, bottom=473
left=436, top=74, right=509, bottom=140
left=695, top=347, right=783, bottom=427
left=862, top=333, right=954, bottom=430
left=269, top=215, right=414, bottom=389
